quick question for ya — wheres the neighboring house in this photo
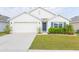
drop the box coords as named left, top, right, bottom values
left=10, top=7, right=70, bottom=33
left=71, top=16, right=79, bottom=32
left=0, top=15, right=9, bottom=32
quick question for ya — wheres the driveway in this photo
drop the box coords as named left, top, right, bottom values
left=0, top=33, right=36, bottom=52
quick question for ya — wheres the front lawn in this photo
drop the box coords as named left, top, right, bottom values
left=30, top=34, right=79, bottom=50
left=0, top=32, right=7, bottom=36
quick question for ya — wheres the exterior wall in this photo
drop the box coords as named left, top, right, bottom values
left=0, top=22, right=7, bottom=32
left=30, top=8, right=55, bottom=19
left=47, top=16, right=69, bottom=32
left=72, top=22, right=79, bottom=32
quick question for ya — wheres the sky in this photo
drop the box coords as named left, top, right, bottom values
left=0, top=7, right=79, bottom=19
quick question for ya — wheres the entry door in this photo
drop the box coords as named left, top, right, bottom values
left=42, top=22, right=47, bottom=32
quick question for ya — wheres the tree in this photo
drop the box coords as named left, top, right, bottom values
left=4, top=23, right=11, bottom=34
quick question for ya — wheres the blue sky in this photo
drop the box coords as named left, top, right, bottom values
left=0, top=7, right=79, bottom=19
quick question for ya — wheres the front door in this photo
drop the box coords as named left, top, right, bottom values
left=42, top=22, right=47, bottom=32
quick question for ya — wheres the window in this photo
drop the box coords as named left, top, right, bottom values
left=51, top=22, right=53, bottom=27
left=59, top=23, right=62, bottom=28
left=54, top=23, right=58, bottom=28
left=51, top=22, right=64, bottom=28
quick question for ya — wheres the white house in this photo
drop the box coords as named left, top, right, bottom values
left=9, top=7, right=70, bottom=33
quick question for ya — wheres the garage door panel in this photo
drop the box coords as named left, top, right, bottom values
left=12, top=22, right=38, bottom=33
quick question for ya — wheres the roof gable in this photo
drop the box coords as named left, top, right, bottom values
left=29, top=7, right=56, bottom=15
left=10, top=7, right=70, bottom=22
left=11, top=12, right=41, bottom=22
left=30, top=7, right=56, bottom=20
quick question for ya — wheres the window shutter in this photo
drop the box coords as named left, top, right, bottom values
left=51, top=22, right=53, bottom=27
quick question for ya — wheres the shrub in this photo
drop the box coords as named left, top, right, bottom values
left=64, top=24, right=74, bottom=34
left=4, top=23, right=11, bottom=34
left=48, top=27, right=53, bottom=33
left=48, top=27, right=65, bottom=34
left=48, top=24, right=74, bottom=34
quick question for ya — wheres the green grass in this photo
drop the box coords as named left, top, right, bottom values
left=0, top=32, right=7, bottom=36
left=30, top=34, right=79, bottom=50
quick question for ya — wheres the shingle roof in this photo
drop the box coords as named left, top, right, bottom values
left=29, top=7, right=70, bottom=21
left=57, top=15, right=70, bottom=21
left=71, top=16, right=79, bottom=22
left=11, top=7, right=70, bottom=22
left=29, top=7, right=57, bottom=16
left=0, top=15, right=9, bottom=22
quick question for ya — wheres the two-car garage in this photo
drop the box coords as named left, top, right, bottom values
left=12, top=22, right=38, bottom=33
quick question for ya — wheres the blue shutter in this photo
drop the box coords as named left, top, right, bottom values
left=51, top=22, right=53, bottom=27
left=59, top=23, right=62, bottom=28
left=64, top=22, right=66, bottom=27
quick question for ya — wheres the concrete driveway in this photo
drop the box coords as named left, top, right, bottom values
left=0, top=33, right=36, bottom=52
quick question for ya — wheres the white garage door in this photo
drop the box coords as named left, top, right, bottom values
left=12, top=22, right=38, bottom=33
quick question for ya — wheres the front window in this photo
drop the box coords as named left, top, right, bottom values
left=51, top=22, right=64, bottom=28
left=59, top=23, right=62, bottom=28
left=54, top=23, right=58, bottom=28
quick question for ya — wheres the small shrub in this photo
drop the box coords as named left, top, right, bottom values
left=4, top=23, right=11, bottom=34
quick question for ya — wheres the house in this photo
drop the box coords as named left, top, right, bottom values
left=10, top=7, right=70, bottom=33
left=71, top=16, right=79, bottom=32
left=0, top=15, right=9, bottom=32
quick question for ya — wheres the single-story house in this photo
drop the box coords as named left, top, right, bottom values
left=10, top=7, right=70, bottom=33
left=1, top=7, right=70, bottom=33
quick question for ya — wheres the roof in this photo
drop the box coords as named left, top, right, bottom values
left=29, top=7, right=70, bottom=21
left=0, top=15, right=9, bottom=22
left=29, top=7, right=57, bottom=16
left=11, top=7, right=70, bottom=22
left=57, top=15, right=70, bottom=22
left=10, top=12, right=41, bottom=21
left=71, top=16, right=79, bottom=22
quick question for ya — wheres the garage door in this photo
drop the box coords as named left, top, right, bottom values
left=12, top=22, right=38, bottom=33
